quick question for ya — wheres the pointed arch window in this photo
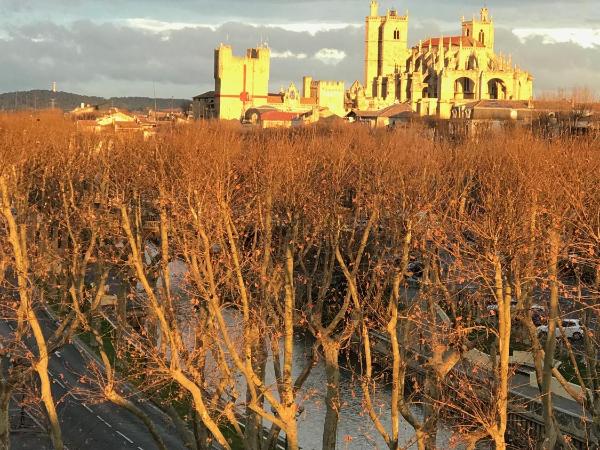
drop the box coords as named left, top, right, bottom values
left=394, top=29, right=400, bottom=40
left=479, top=30, right=485, bottom=45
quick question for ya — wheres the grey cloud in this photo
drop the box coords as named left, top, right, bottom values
left=1, top=0, right=597, bottom=29
left=0, top=18, right=598, bottom=98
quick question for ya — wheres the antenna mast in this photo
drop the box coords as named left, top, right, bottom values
left=50, top=81, right=57, bottom=109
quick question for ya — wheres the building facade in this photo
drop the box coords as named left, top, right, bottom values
left=302, top=77, right=346, bottom=117
left=214, top=44, right=270, bottom=120
left=351, top=2, right=534, bottom=118
left=195, top=44, right=346, bottom=122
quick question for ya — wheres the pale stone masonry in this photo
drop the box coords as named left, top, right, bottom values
left=214, top=44, right=270, bottom=120
left=200, top=2, right=534, bottom=122
left=350, top=2, right=534, bottom=118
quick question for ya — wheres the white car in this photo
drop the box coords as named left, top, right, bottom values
left=537, top=319, right=584, bottom=341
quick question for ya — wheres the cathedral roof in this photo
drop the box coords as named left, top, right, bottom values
left=418, top=36, right=485, bottom=49
left=471, top=100, right=532, bottom=110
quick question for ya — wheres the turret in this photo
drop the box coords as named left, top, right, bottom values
left=480, top=7, right=490, bottom=22
left=370, top=0, right=379, bottom=17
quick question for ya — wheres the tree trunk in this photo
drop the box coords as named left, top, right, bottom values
left=107, top=390, right=168, bottom=450
left=493, top=256, right=509, bottom=450
left=244, top=336, right=267, bottom=450
left=422, top=374, right=439, bottom=450
left=322, top=343, right=340, bottom=450
left=1, top=179, right=63, bottom=450
left=36, top=360, right=63, bottom=450
left=540, top=229, right=560, bottom=450
left=193, top=409, right=211, bottom=450
left=285, top=420, right=299, bottom=450
left=0, top=388, right=10, bottom=450
left=166, top=406, right=198, bottom=450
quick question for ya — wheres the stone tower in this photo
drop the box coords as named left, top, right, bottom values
left=462, top=7, right=495, bottom=50
left=364, top=1, right=409, bottom=99
left=214, top=44, right=270, bottom=120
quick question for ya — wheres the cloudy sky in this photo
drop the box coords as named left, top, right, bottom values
left=0, top=0, right=598, bottom=98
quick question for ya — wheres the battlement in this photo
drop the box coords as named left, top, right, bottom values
left=312, top=80, right=345, bottom=88
left=215, top=45, right=270, bottom=63
left=386, top=9, right=408, bottom=21
left=247, top=47, right=270, bottom=60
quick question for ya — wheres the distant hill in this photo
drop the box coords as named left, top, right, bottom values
left=0, top=90, right=192, bottom=112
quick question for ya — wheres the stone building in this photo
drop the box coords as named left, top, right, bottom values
left=194, top=44, right=346, bottom=122
left=213, top=44, right=270, bottom=120
left=364, top=1, right=410, bottom=101
left=191, top=91, right=216, bottom=119
left=350, top=2, right=534, bottom=118
left=302, top=77, right=346, bottom=117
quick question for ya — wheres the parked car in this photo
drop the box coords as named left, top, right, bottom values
left=537, top=319, right=584, bottom=341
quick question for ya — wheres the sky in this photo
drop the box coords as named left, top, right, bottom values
left=0, top=0, right=598, bottom=99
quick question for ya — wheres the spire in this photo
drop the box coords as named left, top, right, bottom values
left=481, top=6, right=490, bottom=22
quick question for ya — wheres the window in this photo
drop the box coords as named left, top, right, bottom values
left=466, top=29, right=470, bottom=37
left=394, top=29, right=400, bottom=40
left=479, top=30, right=485, bottom=45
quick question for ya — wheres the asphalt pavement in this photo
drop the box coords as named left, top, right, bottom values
left=1, top=314, right=187, bottom=450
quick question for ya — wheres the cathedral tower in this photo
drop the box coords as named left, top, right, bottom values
left=365, top=1, right=383, bottom=97
left=462, top=7, right=495, bottom=50
left=364, top=1, right=409, bottom=98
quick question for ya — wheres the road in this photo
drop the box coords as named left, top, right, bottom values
left=1, top=313, right=187, bottom=450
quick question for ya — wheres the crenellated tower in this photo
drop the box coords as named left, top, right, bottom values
left=214, top=44, right=270, bottom=120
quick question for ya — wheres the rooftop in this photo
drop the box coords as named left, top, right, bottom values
left=417, top=36, right=485, bottom=49
left=350, top=103, right=414, bottom=118
left=260, top=111, right=299, bottom=121
left=469, top=100, right=532, bottom=110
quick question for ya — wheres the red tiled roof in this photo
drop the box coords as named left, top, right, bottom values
left=267, top=95, right=284, bottom=104
left=260, top=111, right=299, bottom=121
left=419, top=36, right=484, bottom=49
left=300, top=98, right=317, bottom=105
